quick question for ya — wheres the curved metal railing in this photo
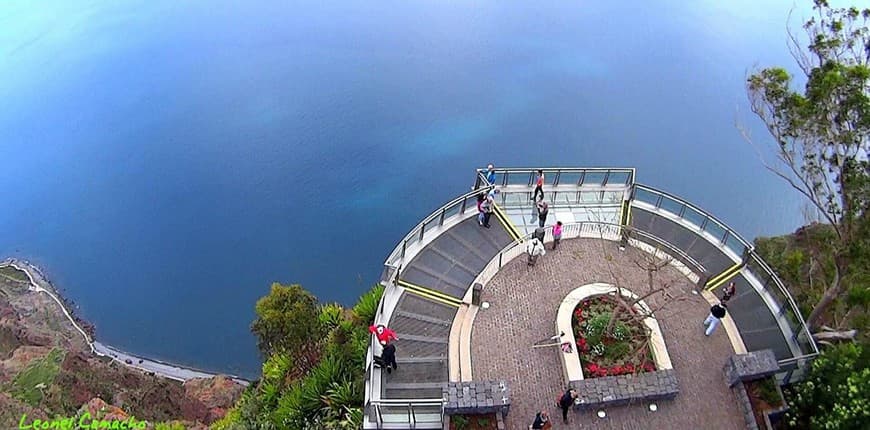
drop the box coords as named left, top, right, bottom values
left=631, top=183, right=819, bottom=363
left=471, top=221, right=707, bottom=291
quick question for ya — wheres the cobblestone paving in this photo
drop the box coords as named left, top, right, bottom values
left=470, top=238, right=744, bottom=430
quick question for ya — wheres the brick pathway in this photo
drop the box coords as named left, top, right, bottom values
left=470, top=238, right=744, bottom=430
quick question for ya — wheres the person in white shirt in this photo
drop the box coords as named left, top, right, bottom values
left=527, top=237, right=546, bottom=266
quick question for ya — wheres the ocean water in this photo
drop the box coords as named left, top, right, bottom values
left=0, top=0, right=818, bottom=378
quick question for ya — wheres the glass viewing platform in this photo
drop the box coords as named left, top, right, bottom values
left=363, top=167, right=817, bottom=429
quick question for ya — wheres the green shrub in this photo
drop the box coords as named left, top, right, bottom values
left=352, top=284, right=384, bottom=325
left=452, top=415, right=469, bottom=430
left=785, top=343, right=870, bottom=429
left=757, top=377, right=781, bottom=406
left=585, top=312, right=611, bottom=345
left=319, top=303, right=345, bottom=331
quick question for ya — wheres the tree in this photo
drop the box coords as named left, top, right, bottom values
left=744, top=0, right=870, bottom=330
left=251, top=283, right=324, bottom=366
left=784, top=342, right=870, bottom=429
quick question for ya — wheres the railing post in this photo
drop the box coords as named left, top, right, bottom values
left=439, top=209, right=446, bottom=226
left=408, top=402, right=414, bottom=429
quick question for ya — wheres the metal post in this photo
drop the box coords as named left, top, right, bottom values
left=472, top=283, right=483, bottom=306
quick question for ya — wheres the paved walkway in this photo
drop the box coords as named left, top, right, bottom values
left=470, top=238, right=743, bottom=429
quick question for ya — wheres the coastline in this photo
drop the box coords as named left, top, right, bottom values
left=0, top=257, right=250, bottom=386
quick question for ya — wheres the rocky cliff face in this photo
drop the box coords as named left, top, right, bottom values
left=0, top=265, right=245, bottom=428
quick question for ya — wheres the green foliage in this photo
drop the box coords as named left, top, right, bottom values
left=755, top=377, right=782, bottom=406
left=785, top=343, right=870, bottom=429
left=0, top=265, right=29, bottom=282
left=319, top=303, right=345, bottom=331
left=603, top=342, right=631, bottom=361
left=747, top=0, right=870, bottom=329
left=154, top=423, right=186, bottom=430
left=8, top=348, right=64, bottom=406
left=251, top=283, right=324, bottom=357
left=352, top=284, right=384, bottom=325
left=229, top=282, right=373, bottom=429
left=452, top=415, right=469, bottom=430
left=584, top=312, right=611, bottom=346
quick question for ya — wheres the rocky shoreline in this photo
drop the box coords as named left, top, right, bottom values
left=0, top=258, right=248, bottom=428
left=0, top=258, right=249, bottom=385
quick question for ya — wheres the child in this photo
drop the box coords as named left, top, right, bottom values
left=552, top=221, right=563, bottom=250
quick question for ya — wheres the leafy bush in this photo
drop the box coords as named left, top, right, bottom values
left=785, top=343, right=870, bottom=429
left=319, top=303, right=344, bottom=331
left=352, top=284, right=384, bottom=325
left=251, top=283, right=324, bottom=357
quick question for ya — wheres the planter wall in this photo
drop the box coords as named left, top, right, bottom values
left=568, top=369, right=679, bottom=411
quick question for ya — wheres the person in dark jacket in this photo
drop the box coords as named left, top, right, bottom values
left=381, top=343, right=398, bottom=373
left=531, top=410, right=551, bottom=429
left=536, top=200, right=549, bottom=228
left=704, top=303, right=728, bottom=336
left=721, top=281, right=736, bottom=304
left=558, top=389, right=578, bottom=423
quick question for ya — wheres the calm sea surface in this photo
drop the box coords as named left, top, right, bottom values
left=0, top=0, right=817, bottom=378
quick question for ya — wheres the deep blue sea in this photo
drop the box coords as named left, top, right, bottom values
left=1, top=0, right=819, bottom=378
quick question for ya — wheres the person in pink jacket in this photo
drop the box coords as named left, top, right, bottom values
left=552, top=221, right=563, bottom=250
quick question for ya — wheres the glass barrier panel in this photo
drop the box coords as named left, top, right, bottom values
left=443, top=201, right=462, bottom=220
left=506, top=171, right=530, bottom=186
left=582, top=171, right=607, bottom=186
left=633, top=187, right=659, bottom=206
left=606, top=171, right=631, bottom=185
left=405, top=228, right=420, bottom=249
left=580, top=191, right=602, bottom=203
left=557, top=172, right=583, bottom=186
left=552, top=191, right=578, bottom=205
left=411, top=405, right=444, bottom=424
left=724, top=234, right=748, bottom=259
left=502, top=192, right=529, bottom=206
left=423, top=218, right=439, bottom=239
left=702, top=220, right=727, bottom=244
left=659, top=196, right=684, bottom=217
left=682, top=206, right=707, bottom=230
left=491, top=173, right=505, bottom=186
left=603, top=190, right=623, bottom=204
left=379, top=405, right=411, bottom=424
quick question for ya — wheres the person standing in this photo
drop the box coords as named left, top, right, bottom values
left=536, top=200, right=549, bottom=228
left=369, top=324, right=399, bottom=345
left=721, top=281, right=737, bottom=304
left=381, top=342, right=398, bottom=373
left=477, top=193, right=486, bottom=226
left=552, top=221, right=563, bottom=250
left=484, top=164, right=497, bottom=185
left=558, top=389, right=578, bottom=423
left=480, top=191, right=495, bottom=228
left=704, top=303, right=727, bottom=336
left=532, top=169, right=545, bottom=201
left=531, top=410, right=551, bottom=429
left=526, top=237, right=546, bottom=266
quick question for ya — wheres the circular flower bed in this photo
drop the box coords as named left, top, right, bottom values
left=572, top=294, right=655, bottom=378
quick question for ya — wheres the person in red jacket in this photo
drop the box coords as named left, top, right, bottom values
left=369, top=324, right=398, bottom=345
